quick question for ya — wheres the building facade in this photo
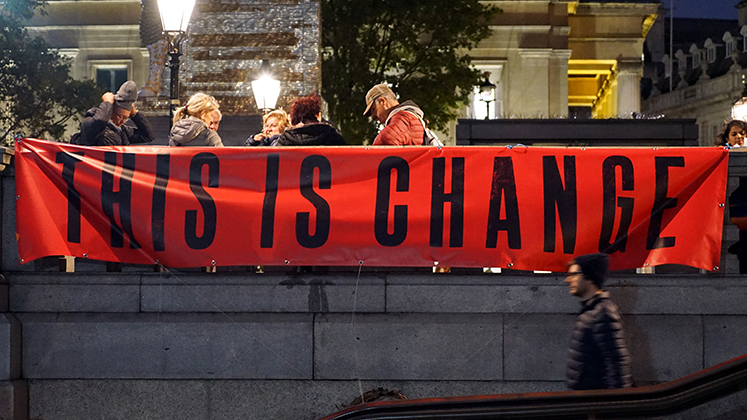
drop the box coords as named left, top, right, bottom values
left=23, top=0, right=661, bottom=144
left=642, top=4, right=747, bottom=146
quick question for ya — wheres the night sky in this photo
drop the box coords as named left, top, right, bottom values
left=668, top=0, right=741, bottom=20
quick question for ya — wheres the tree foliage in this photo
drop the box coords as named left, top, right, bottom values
left=321, top=0, right=497, bottom=144
left=0, top=0, right=102, bottom=145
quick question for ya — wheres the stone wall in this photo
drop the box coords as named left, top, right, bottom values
left=3, top=150, right=747, bottom=419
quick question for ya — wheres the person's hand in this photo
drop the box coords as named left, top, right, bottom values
left=254, top=133, right=264, bottom=141
left=130, top=103, right=138, bottom=116
left=102, top=92, right=114, bottom=103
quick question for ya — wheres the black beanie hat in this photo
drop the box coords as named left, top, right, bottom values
left=573, top=253, right=609, bottom=288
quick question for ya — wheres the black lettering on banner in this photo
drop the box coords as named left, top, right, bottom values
left=430, top=157, right=465, bottom=247
left=646, top=156, right=684, bottom=249
left=375, top=156, right=409, bottom=246
left=101, top=152, right=140, bottom=249
left=55, top=151, right=84, bottom=243
left=599, top=156, right=635, bottom=253
left=543, top=156, right=577, bottom=254
left=485, top=157, right=522, bottom=249
left=152, top=154, right=170, bottom=252
left=185, top=153, right=219, bottom=250
left=261, top=154, right=280, bottom=248
left=297, top=155, right=331, bottom=248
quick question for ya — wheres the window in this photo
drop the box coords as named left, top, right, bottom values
left=704, top=39, right=717, bottom=63
left=88, top=60, right=133, bottom=92
left=95, top=67, right=128, bottom=92
left=470, top=63, right=503, bottom=119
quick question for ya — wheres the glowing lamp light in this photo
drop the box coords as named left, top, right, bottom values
left=157, top=0, right=196, bottom=33
left=252, top=60, right=281, bottom=113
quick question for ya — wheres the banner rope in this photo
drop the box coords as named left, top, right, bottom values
left=352, top=260, right=365, bottom=403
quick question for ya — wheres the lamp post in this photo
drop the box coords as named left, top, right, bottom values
left=252, top=60, right=281, bottom=114
left=479, top=74, right=496, bottom=120
left=157, top=0, right=196, bottom=128
left=732, top=73, right=747, bottom=121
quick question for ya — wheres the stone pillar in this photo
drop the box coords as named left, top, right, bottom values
left=511, top=49, right=552, bottom=117
left=549, top=50, right=572, bottom=118
left=617, top=59, right=643, bottom=118
left=184, top=0, right=321, bottom=116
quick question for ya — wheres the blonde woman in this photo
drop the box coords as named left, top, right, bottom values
left=168, top=92, right=224, bottom=147
left=245, top=109, right=290, bottom=146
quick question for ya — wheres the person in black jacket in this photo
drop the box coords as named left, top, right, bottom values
left=78, top=80, right=155, bottom=146
left=565, top=253, right=632, bottom=390
left=277, top=94, right=347, bottom=146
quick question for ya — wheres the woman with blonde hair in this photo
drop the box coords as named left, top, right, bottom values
left=245, top=109, right=290, bottom=146
left=168, top=92, right=224, bottom=147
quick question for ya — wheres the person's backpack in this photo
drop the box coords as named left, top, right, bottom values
left=403, top=110, right=443, bottom=147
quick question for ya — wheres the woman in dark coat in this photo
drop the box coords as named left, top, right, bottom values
left=277, top=94, right=347, bottom=146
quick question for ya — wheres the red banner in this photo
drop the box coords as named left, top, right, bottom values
left=15, top=138, right=728, bottom=271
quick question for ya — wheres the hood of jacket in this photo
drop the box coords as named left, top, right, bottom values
left=279, top=123, right=345, bottom=146
left=169, top=116, right=208, bottom=145
left=385, top=100, right=423, bottom=125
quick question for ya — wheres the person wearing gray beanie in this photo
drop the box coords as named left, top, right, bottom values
left=565, top=253, right=632, bottom=391
left=77, top=80, right=155, bottom=146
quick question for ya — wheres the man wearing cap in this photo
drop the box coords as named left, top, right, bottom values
left=565, top=253, right=632, bottom=390
left=363, top=83, right=425, bottom=146
left=79, top=80, right=156, bottom=146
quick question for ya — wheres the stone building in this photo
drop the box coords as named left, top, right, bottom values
left=641, top=2, right=747, bottom=145
left=24, top=0, right=660, bottom=144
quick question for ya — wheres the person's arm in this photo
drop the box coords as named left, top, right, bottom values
left=245, top=133, right=264, bottom=146
left=372, top=112, right=411, bottom=146
left=80, top=93, right=115, bottom=144
left=595, top=310, right=632, bottom=388
left=127, top=104, right=156, bottom=144
left=206, top=130, right=224, bottom=147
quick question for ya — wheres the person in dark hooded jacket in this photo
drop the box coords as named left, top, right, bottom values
left=565, top=253, right=632, bottom=390
left=277, top=94, right=347, bottom=146
left=78, top=80, right=155, bottom=146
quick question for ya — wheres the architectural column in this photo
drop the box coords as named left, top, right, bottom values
left=617, top=58, right=643, bottom=118
left=549, top=50, right=572, bottom=118
left=510, top=49, right=552, bottom=117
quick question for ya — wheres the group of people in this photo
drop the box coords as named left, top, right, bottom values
left=75, top=80, right=432, bottom=148
left=72, top=80, right=650, bottom=393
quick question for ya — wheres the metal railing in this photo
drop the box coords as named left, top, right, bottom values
left=319, top=354, right=747, bottom=420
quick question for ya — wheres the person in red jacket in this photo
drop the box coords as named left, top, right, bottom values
left=363, top=83, right=425, bottom=146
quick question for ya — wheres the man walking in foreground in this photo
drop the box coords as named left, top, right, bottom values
left=565, top=253, right=632, bottom=390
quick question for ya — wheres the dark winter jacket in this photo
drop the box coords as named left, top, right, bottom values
left=79, top=101, right=155, bottom=146
left=277, top=123, right=347, bottom=146
left=168, top=116, right=223, bottom=147
left=373, top=100, right=425, bottom=146
left=567, top=291, right=632, bottom=390
left=245, top=133, right=280, bottom=146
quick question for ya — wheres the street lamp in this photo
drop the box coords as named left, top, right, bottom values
left=157, top=0, right=196, bottom=128
left=252, top=60, right=281, bottom=114
left=732, top=73, right=747, bottom=121
left=479, top=74, right=496, bottom=120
